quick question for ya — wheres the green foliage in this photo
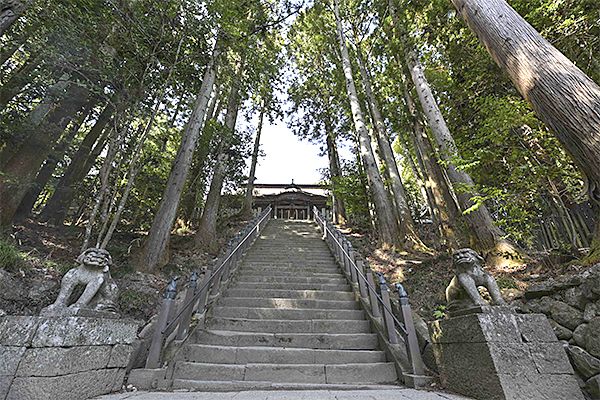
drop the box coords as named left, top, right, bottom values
left=0, top=239, right=24, bottom=272
left=496, top=275, right=519, bottom=290
left=433, top=304, right=447, bottom=319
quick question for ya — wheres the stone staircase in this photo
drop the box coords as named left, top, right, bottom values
left=170, top=219, right=399, bottom=390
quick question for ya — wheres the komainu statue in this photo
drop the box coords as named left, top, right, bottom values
left=445, top=248, right=507, bottom=312
left=41, top=247, right=119, bottom=317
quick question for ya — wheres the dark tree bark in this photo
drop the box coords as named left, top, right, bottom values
left=325, top=129, right=347, bottom=225
left=0, top=84, right=88, bottom=234
left=0, top=0, right=29, bottom=37
left=15, top=101, right=94, bottom=217
left=241, top=100, right=265, bottom=219
left=39, top=103, right=114, bottom=224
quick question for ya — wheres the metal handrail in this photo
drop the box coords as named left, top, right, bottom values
left=161, top=205, right=272, bottom=335
left=145, top=205, right=272, bottom=369
left=313, top=208, right=408, bottom=337
left=313, top=206, right=425, bottom=378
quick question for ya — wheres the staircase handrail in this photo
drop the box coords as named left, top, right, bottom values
left=313, top=206, right=425, bottom=376
left=145, top=205, right=272, bottom=369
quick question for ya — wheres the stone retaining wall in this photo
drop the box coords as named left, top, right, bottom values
left=0, top=316, right=139, bottom=400
left=519, top=264, right=600, bottom=399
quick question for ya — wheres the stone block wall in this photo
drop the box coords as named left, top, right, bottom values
left=519, top=264, right=600, bottom=398
left=429, top=312, right=583, bottom=400
left=0, top=316, right=138, bottom=400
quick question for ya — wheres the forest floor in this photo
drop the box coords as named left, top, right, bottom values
left=0, top=216, right=251, bottom=322
left=0, top=216, right=588, bottom=325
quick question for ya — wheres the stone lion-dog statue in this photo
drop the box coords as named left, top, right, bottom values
left=445, top=248, right=507, bottom=312
left=41, top=247, right=119, bottom=316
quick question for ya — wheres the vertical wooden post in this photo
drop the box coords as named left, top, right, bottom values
left=356, top=258, right=367, bottom=297
left=146, top=276, right=179, bottom=369
left=379, top=273, right=398, bottom=344
left=396, top=283, right=425, bottom=376
left=176, top=271, right=199, bottom=340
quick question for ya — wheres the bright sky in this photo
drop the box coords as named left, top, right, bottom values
left=252, top=118, right=328, bottom=185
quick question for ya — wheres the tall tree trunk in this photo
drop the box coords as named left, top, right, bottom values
left=140, top=42, right=220, bottom=271
left=241, top=99, right=265, bottom=219
left=450, top=0, right=600, bottom=264
left=0, top=84, right=87, bottom=234
left=15, top=100, right=94, bottom=217
left=0, top=0, right=29, bottom=37
left=333, top=0, right=400, bottom=248
left=355, top=43, right=425, bottom=249
left=0, top=50, right=39, bottom=112
left=39, top=103, right=114, bottom=224
left=196, top=56, right=243, bottom=250
left=325, top=129, right=347, bottom=225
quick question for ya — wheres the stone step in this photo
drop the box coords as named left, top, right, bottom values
left=211, top=307, right=364, bottom=320
left=224, top=288, right=355, bottom=301
left=174, top=361, right=398, bottom=385
left=181, top=344, right=387, bottom=365
left=171, top=380, right=401, bottom=391
left=243, top=253, right=334, bottom=260
left=194, top=330, right=380, bottom=350
left=238, top=266, right=341, bottom=274
left=235, top=271, right=344, bottom=279
left=205, top=317, right=372, bottom=334
left=217, top=297, right=361, bottom=310
left=238, top=276, right=347, bottom=285
left=233, top=282, right=350, bottom=292
left=173, top=362, right=397, bottom=384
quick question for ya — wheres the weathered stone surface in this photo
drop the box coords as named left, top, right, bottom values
left=585, top=302, right=599, bottom=322
left=108, top=344, right=134, bottom=368
left=127, top=368, right=167, bottom=390
left=575, top=318, right=600, bottom=359
left=565, top=287, right=587, bottom=310
left=6, top=368, right=123, bottom=400
left=529, top=342, right=573, bottom=374
left=0, top=317, right=39, bottom=346
left=498, top=373, right=584, bottom=400
left=0, top=375, right=13, bottom=399
left=583, top=265, right=600, bottom=300
left=525, top=279, right=559, bottom=298
left=586, top=375, right=600, bottom=399
left=549, top=319, right=573, bottom=340
left=521, top=296, right=554, bottom=315
left=515, top=314, right=556, bottom=342
left=551, top=301, right=584, bottom=330
left=32, top=317, right=138, bottom=347
left=16, top=345, right=111, bottom=377
left=0, top=347, right=26, bottom=376
left=566, top=345, right=600, bottom=380
left=573, top=323, right=588, bottom=348
left=429, top=313, right=521, bottom=344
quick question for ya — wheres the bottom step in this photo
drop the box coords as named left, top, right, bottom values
left=172, top=379, right=402, bottom=391
left=174, top=362, right=398, bottom=385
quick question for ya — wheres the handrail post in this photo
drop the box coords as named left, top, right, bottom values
left=396, top=283, right=425, bottom=376
left=365, top=261, right=381, bottom=317
left=356, top=258, right=367, bottom=297
left=378, top=273, right=398, bottom=344
left=342, top=239, right=350, bottom=275
left=176, top=271, right=199, bottom=340
left=210, top=250, right=229, bottom=297
left=146, top=276, right=179, bottom=369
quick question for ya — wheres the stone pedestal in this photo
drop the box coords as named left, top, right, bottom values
left=428, top=310, right=584, bottom=400
left=0, top=316, right=139, bottom=400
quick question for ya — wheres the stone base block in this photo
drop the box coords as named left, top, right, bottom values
left=127, top=368, right=167, bottom=389
left=428, top=311, right=584, bottom=400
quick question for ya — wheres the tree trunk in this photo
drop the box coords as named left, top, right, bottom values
left=355, top=44, right=425, bottom=249
left=15, top=100, right=94, bottom=217
left=0, top=0, right=29, bottom=37
left=0, top=49, right=39, bottom=112
left=196, top=56, right=243, bottom=250
left=141, top=42, right=220, bottom=271
left=39, top=103, right=114, bottom=224
left=241, top=99, right=264, bottom=219
left=0, top=84, right=87, bottom=234
left=333, top=0, right=400, bottom=248
left=450, top=0, right=600, bottom=264
left=325, top=129, right=347, bottom=225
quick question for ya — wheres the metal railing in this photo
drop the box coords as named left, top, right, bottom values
left=313, top=206, right=425, bottom=377
left=145, top=205, right=272, bottom=369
